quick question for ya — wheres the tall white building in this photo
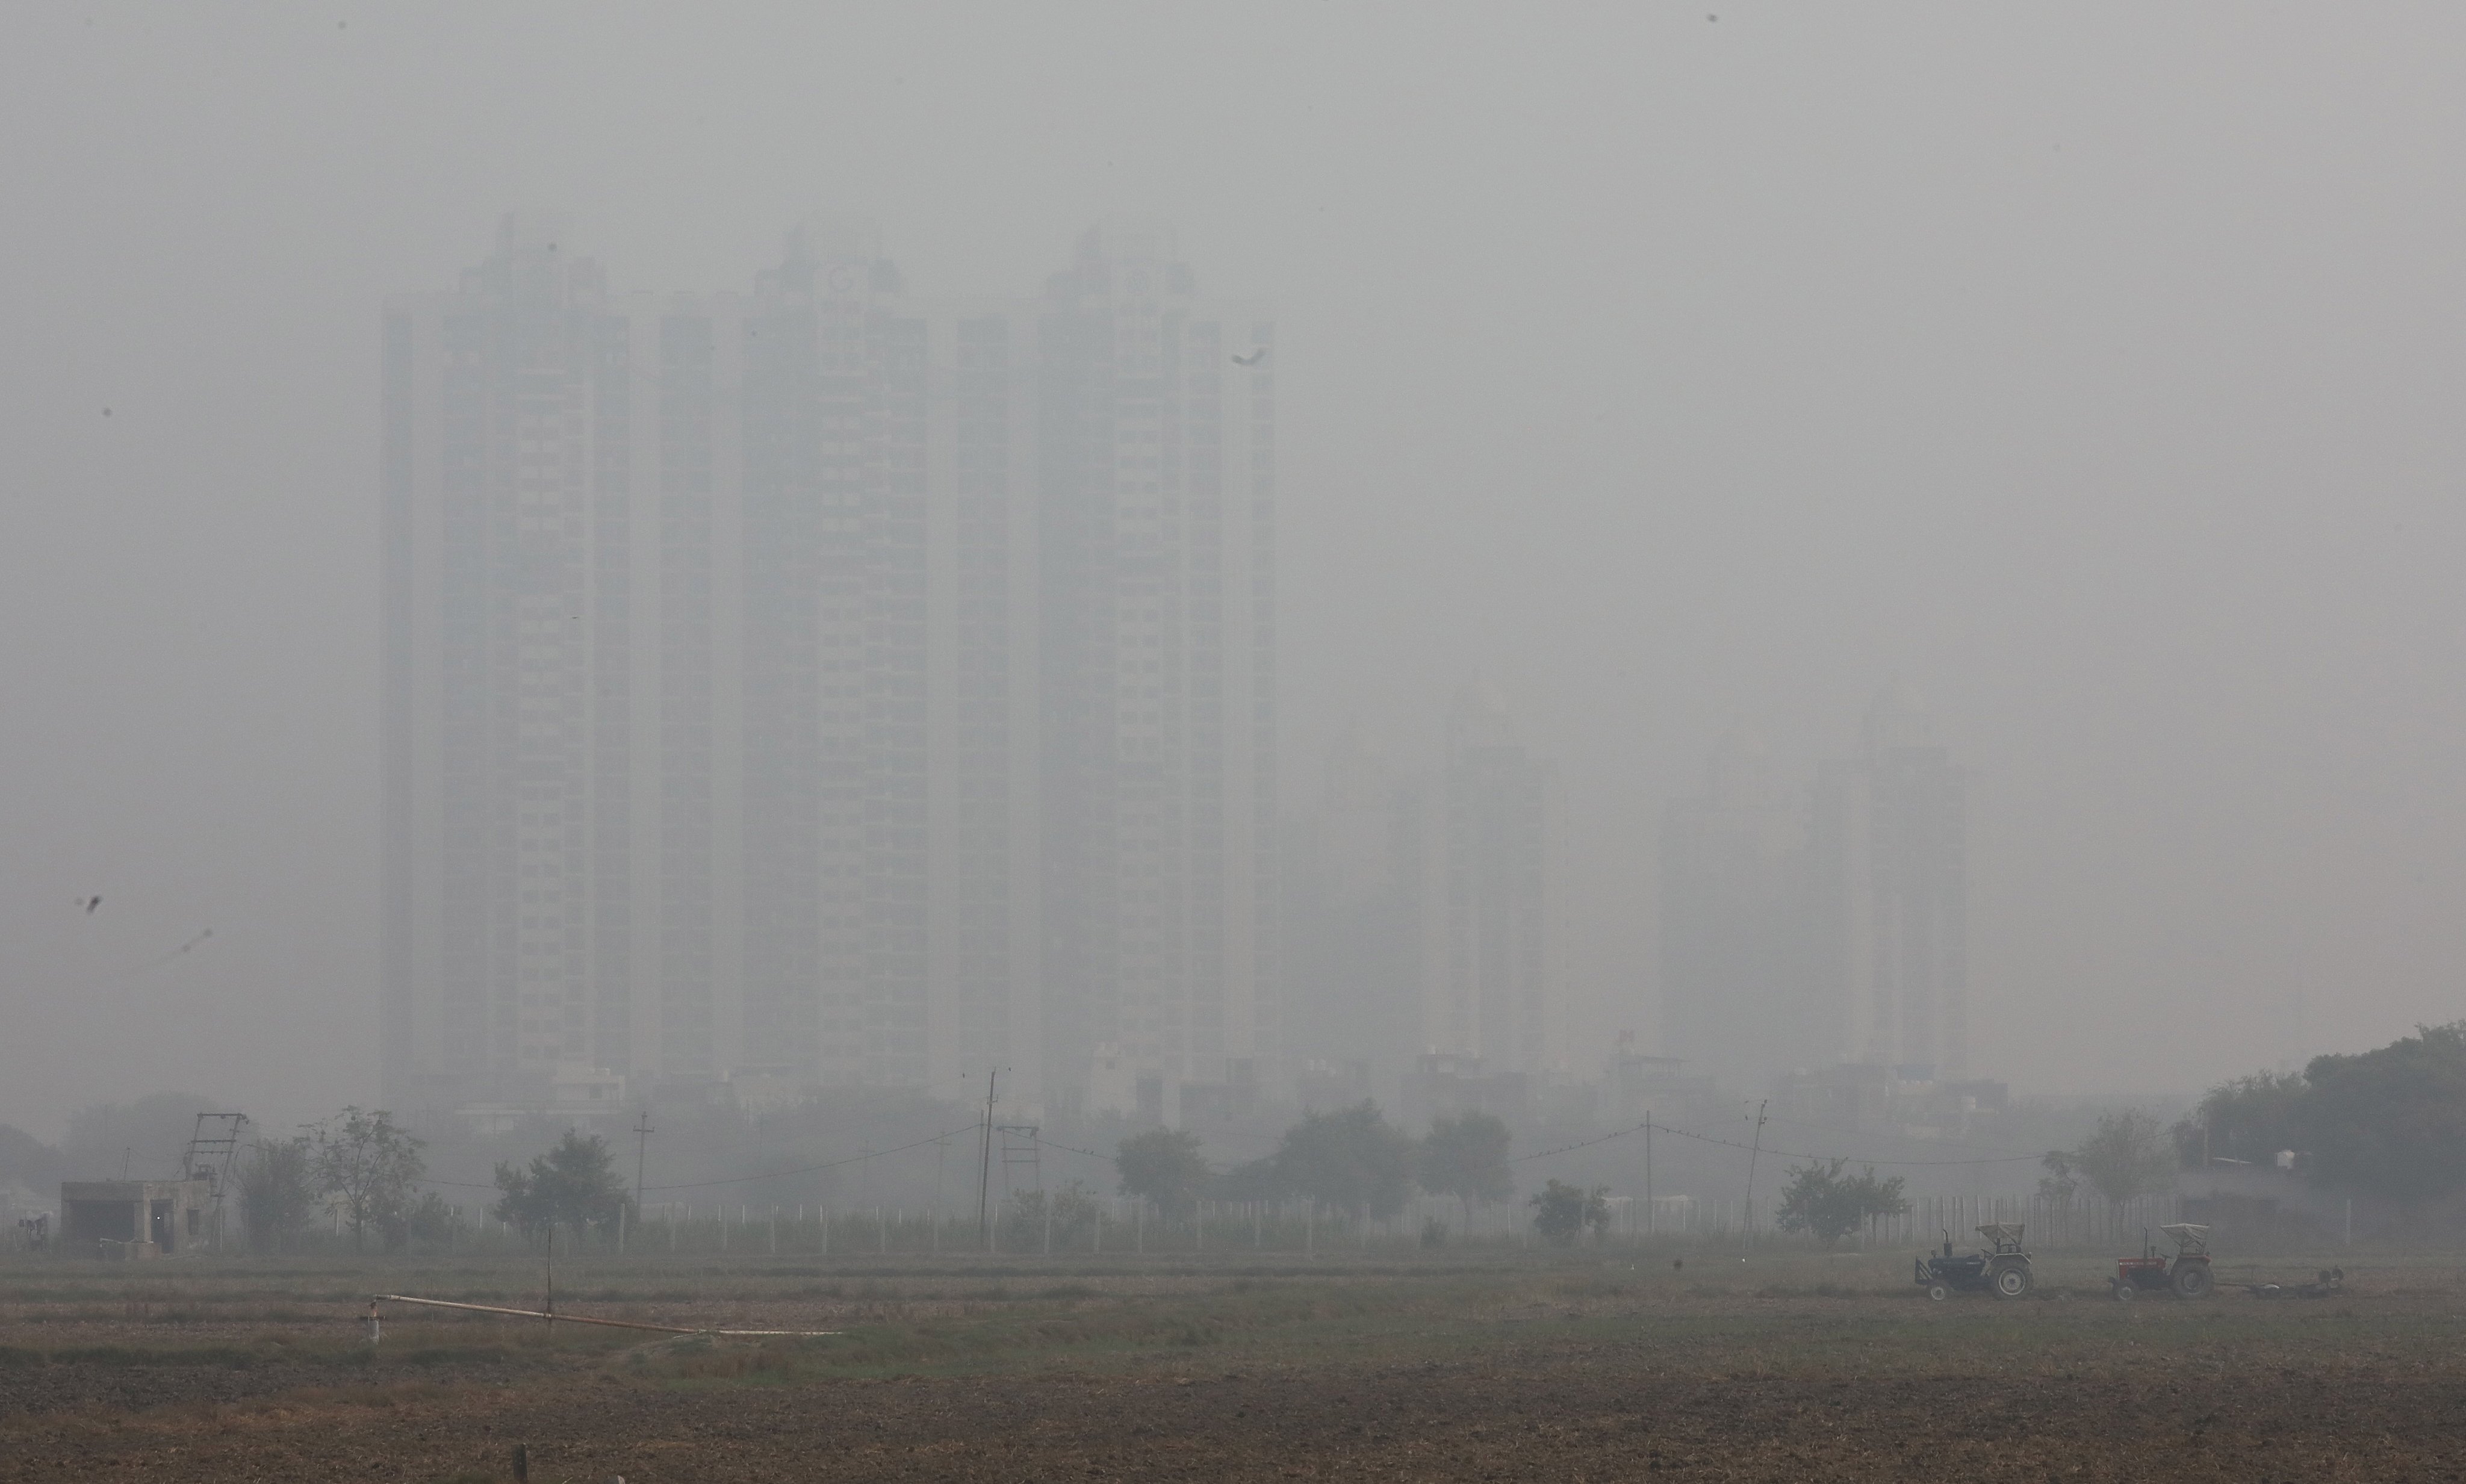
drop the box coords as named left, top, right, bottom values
left=1036, top=221, right=1281, bottom=1110
left=1658, top=730, right=1824, bottom=1091
left=1284, top=728, right=1429, bottom=1099
left=1655, top=683, right=1972, bottom=1092
left=1811, top=684, right=1969, bottom=1078
left=381, top=215, right=1275, bottom=1115
left=1436, top=685, right=1554, bottom=1075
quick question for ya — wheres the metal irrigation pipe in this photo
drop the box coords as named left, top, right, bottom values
left=368, top=1294, right=837, bottom=1338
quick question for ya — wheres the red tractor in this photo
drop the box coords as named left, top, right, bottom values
left=2110, top=1223, right=2214, bottom=1300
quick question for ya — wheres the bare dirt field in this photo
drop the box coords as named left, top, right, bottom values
left=3, top=1247, right=2461, bottom=1480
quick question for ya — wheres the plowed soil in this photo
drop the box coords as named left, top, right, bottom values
left=3, top=1256, right=2458, bottom=1481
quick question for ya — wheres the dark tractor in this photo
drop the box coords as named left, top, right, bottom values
left=1916, top=1223, right=2034, bottom=1300
left=2111, top=1223, right=2214, bottom=1300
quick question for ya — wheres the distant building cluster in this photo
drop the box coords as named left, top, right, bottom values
left=1283, top=681, right=1980, bottom=1130
left=381, top=215, right=1978, bottom=1131
left=1280, top=685, right=1561, bottom=1113
left=1659, top=684, right=1971, bottom=1099
left=383, top=214, right=1276, bottom=1119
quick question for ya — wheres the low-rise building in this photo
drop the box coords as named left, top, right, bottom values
left=58, top=1179, right=213, bottom=1257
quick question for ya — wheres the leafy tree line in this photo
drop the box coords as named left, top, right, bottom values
left=1114, top=1103, right=1521, bottom=1238
left=2178, top=1021, right=2466, bottom=1207
left=238, top=1107, right=451, bottom=1252
left=492, top=1129, right=631, bottom=1241
left=1774, top=1159, right=1909, bottom=1246
left=1119, top=1102, right=1908, bottom=1249
left=2036, top=1110, right=2176, bottom=1220
left=238, top=1114, right=636, bottom=1253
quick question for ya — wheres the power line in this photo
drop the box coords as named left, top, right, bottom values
left=644, top=1125, right=979, bottom=1191
left=1756, top=1111, right=2036, bottom=1158
left=416, top=1123, right=981, bottom=1195
left=415, top=1113, right=2044, bottom=1200
left=1035, top=1134, right=1111, bottom=1162
left=1511, top=1118, right=1656, bottom=1164
left=1654, top=1120, right=2046, bottom=1167
left=1512, top=1116, right=2048, bottom=1169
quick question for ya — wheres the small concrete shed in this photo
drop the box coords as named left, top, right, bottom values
left=59, top=1179, right=213, bottom=1256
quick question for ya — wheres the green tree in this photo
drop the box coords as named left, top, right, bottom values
left=2066, top=1110, right=2175, bottom=1224
left=1772, top=1158, right=1909, bottom=1247
left=2036, top=1150, right=2079, bottom=1204
left=1415, top=1110, right=1514, bottom=1232
left=309, top=1108, right=426, bottom=1253
left=492, top=1129, right=630, bottom=1243
left=1273, top=1101, right=1414, bottom=1221
left=1116, top=1128, right=1211, bottom=1221
left=237, top=1135, right=317, bottom=1253
left=2299, top=1022, right=2466, bottom=1205
left=2176, top=1070, right=2310, bottom=1167
left=1528, top=1179, right=1609, bottom=1246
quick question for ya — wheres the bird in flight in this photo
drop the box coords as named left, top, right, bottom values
left=79, top=896, right=102, bottom=914
left=1231, top=349, right=1267, bottom=367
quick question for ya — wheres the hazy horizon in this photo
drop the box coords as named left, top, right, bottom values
left=6, top=4, right=2465, bottom=1138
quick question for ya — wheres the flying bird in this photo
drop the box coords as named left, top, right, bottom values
left=90, top=927, right=215, bottom=989
left=1231, top=349, right=1267, bottom=367
left=79, top=896, right=101, bottom=914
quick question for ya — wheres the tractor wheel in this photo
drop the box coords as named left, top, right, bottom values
left=1927, top=1284, right=1949, bottom=1302
left=1993, top=1264, right=2033, bottom=1299
left=2173, top=1262, right=2214, bottom=1299
left=2112, top=1281, right=2134, bottom=1302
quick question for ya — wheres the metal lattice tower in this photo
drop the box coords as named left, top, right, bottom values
left=182, top=1113, right=249, bottom=1250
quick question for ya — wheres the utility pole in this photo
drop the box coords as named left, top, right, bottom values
left=632, top=1111, right=654, bottom=1207
left=1741, top=1099, right=1769, bottom=1254
left=933, top=1132, right=948, bottom=1253
left=977, top=1069, right=1000, bottom=1251
left=1643, top=1114, right=1653, bottom=1238
left=629, top=1111, right=653, bottom=1256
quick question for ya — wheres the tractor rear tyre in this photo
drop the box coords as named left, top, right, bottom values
left=2173, top=1262, right=2214, bottom=1299
left=1927, top=1284, right=1949, bottom=1302
left=1993, top=1265, right=2033, bottom=1299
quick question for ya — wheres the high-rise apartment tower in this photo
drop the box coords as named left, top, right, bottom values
left=1655, top=684, right=1971, bottom=1091
left=381, top=215, right=1275, bottom=1114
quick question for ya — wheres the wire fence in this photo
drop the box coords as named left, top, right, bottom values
left=1866, top=1193, right=2184, bottom=1253
left=405, top=1188, right=2190, bottom=1259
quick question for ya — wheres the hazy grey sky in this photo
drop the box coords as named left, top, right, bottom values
left=5, top=3, right=2463, bottom=1134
